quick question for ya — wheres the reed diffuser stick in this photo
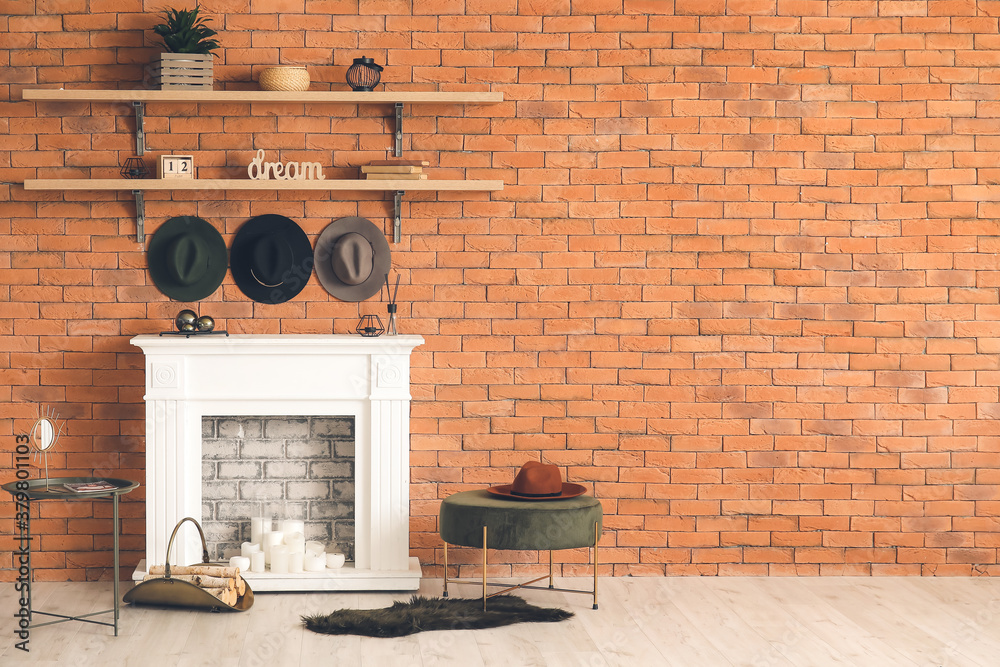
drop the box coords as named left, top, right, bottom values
left=385, top=273, right=400, bottom=335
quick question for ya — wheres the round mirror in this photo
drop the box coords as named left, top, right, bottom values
left=32, top=417, right=57, bottom=451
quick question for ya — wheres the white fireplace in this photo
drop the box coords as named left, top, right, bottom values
left=130, top=334, right=424, bottom=591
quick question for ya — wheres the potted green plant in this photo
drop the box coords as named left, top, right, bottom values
left=149, top=5, right=220, bottom=90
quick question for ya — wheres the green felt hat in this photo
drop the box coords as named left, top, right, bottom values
left=147, top=216, right=228, bottom=301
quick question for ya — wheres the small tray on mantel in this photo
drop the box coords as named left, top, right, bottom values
left=158, top=330, right=229, bottom=339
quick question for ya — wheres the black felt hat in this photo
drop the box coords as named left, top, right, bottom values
left=230, top=214, right=313, bottom=304
left=314, top=217, right=391, bottom=302
left=147, top=216, right=228, bottom=301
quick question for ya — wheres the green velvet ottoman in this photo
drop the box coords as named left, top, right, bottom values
left=439, top=489, right=603, bottom=609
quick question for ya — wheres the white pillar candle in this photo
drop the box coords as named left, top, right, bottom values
left=241, top=542, right=261, bottom=558
left=281, top=519, right=305, bottom=536
left=289, top=552, right=304, bottom=573
left=305, top=540, right=325, bottom=556
left=284, top=532, right=305, bottom=554
left=270, top=545, right=289, bottom=574
left=264, top=531, right=284, bottom=565
left=326, top=552, right=346, bottom=569
left=251, top=516, right=269, bottom=545
left=229, top=556, right=250, bottom=572
left=250, top=551, right=265, bottom=573
left=304, top=553, right=326, bottom=572
left=261, top=524, right=272, bottom=561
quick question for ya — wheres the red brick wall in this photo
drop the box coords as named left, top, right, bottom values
left=4, top=0, right=1000, bottom=580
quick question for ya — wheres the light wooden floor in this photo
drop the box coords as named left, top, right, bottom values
left=2, top=576, right=999, bottom=666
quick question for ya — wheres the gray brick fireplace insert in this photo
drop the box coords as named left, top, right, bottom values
left=201, top=416, right=355, bottom=561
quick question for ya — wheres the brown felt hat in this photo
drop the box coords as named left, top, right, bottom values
left=313, top=217, right=391, bottom=302
left=487, top=461, right=586, bottom=501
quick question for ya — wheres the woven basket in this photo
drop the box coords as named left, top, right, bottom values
left=259, top=67, right=310, bottom=92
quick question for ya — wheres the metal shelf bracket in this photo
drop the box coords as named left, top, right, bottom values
left=394, top=102, right=404, bottom=158
left=133, top=102, right=145, bottom=156
left=133, top=190, right=145, bottom=244
left=393, top=190, right=404, bottom=243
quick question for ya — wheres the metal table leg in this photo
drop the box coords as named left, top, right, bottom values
left=27, top=497, right=32, bottom=625
left=446, top=520, right=602, bottom=611
left=482, top=525, right=488, bottom=611
left=442, top=540, right=449, bottom=598
left=594, top=521, right=599, bottom=610
left=25, top=494, right=125, bottom=633
left=113, top=492, right=120, bottom=636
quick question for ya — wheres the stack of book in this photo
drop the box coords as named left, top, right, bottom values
left=361, top=159, right=430, bottom=181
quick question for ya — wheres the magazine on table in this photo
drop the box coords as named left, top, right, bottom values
left=62, top=480, right=118, bottom=493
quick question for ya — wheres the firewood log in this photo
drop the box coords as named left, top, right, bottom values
left=143, top=573, right=234, bottom=590
left=148, top=564, right=240, bottom=578
left=201, top=586, right=236, bottom=606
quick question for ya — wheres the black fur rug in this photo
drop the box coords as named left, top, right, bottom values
left=302, top=595, right=574, bottom=638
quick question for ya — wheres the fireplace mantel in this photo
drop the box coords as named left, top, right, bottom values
left=130, top=334, right=423, bottom=591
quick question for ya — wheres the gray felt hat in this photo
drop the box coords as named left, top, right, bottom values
left=313, top=217, right=391, bottom=302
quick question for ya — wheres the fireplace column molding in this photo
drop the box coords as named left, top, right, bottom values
left=131, top=334, right=423, bottom=591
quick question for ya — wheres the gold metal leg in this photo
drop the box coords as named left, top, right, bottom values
left=442, top=517, right=602, bottom=612
left=482, top=525, right=488, bottom=611
left=593, top=521, right=600, bottom=610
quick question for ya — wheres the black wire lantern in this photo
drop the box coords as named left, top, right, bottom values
left=346, top=56, right=383, bottom=92
left=121, top=156, right=149, bottom=179
left=355, top=314, right=384, bottom=337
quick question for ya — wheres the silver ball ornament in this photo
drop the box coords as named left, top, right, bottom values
left=175, top=309, right=197, bottom=331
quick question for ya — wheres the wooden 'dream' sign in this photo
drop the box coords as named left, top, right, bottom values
left=246, top=149, right=325, bottom=181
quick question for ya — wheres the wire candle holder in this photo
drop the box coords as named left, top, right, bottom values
left=121, top=156, right=150, bottom=179
left=356, top=314, right=384, bottom=337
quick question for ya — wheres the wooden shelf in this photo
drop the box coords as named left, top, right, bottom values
left=25, top=178, right=504, bottom=243
left=22, top=89, right=503, bottom=104
left=21, top=88, right=504, bottom=243
left=23, top=178, right=503, bottom=192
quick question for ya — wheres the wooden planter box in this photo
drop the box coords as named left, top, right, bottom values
left=151, top=53, right=214, bottom=90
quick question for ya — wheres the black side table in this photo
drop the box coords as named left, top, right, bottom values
left=3, top=477, right=139, bottom=636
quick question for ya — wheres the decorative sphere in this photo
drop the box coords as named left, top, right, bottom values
left=175, top=309, right=197, bottom=331
left=196, top=315, right=215, bottom=332
left=179, top=322, right=197, bottom=332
